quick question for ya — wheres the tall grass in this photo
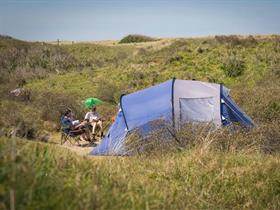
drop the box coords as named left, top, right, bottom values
left=1, top=137, right=280, bottom=210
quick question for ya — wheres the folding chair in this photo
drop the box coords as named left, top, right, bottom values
left=60, top=128, right=80, bottom=145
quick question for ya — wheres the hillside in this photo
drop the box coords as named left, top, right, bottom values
left=0, top=35, right=280, bottom=209
left=1, top=35, right=280, bottom=138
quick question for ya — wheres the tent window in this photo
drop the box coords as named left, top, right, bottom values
left=179, top=97, right=215, bottom=123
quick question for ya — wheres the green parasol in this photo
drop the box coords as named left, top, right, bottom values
left=83, top=97, right=103, bottom=108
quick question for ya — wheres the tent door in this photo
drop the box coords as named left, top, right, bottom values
left=179, top=97, right=215, bottom=125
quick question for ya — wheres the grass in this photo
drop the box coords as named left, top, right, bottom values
left=0, top=137, right=280, bottom=210
left=0, top=35, right=280, bottom=209
left=0, top=35, right=279, bottom=130
left=1, top=35, right=279, bottom=138
left=25, top=35, right=280, bottom=94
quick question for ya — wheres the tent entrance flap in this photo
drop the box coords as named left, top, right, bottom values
left=173, top=80, right=222, bottom=128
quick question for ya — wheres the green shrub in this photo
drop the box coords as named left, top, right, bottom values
left=196, top=47, right=204, bottom=53
left=269, top=100, right=280, bottom=114
left=95, top=79, right=124, bottom=104
left=119, top=34, right=157, bottom=44
left=222, top=51, right=245, bottom=77
left=168, top=55, right=184, bottom=64
left=34, top=91, right=85, bottom=123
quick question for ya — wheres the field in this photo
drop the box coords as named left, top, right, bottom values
left=0, top=34, right=280, bottom=209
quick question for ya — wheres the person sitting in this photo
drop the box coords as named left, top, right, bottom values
left=61, top=109, right=90, bottom=142
left=84, top=106, right=104, bottom=139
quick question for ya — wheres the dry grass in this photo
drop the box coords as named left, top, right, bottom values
left=0, top=137, right=280, bottom=210
left=124, top=121, right=280, bottom=156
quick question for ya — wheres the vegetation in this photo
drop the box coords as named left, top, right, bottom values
left=119, top=34, right=157, bottom=44
left=1, top=137, right=280, bottom=210
left=1, top=35, right=280, bottom=137
left=0, top=35, right=280, bottom=209
left=221, top=50, right=245, bottom=77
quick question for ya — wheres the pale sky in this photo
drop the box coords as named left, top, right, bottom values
left=0, top=0, right=280, bottom=41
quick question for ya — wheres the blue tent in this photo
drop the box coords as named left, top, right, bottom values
left=90, top=79, right=254, bottom=156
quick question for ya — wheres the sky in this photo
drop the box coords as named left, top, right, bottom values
left=0, top=0, right=280, bottom=41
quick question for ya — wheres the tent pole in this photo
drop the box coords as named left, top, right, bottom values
left=171, top=78, right=176, bottom=129
left=220, top=83, right=223, bottom=125
left=120, top=94, right=129, bottom=130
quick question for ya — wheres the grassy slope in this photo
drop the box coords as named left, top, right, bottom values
left=1, top=137, right=280, bottom=210
left=25, top=35, right=280, bottom=97
left=0, top=35, right=280, bottom=209
left=13, top=35, right=280, bottom=129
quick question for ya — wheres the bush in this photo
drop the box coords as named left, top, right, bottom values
left=196, top=47, right=204, bottom=53
left=268, top=56, right=280, bottom=77
left=215, top=35, right=241, bottom=46
left=168, top=55, right=184, bottom=64
left=231, top=85, right=280, bottom=123
left=119, top=34, right=157, bottom=44
left=34, top=91, right=85, bottom=123
left=0, top=34, right=13, bottom=39
left=0, top=41, right=81, bottom=85
left=222, top=51, right=245, bottom=77
left=269, top=100, right=280, bottom=115
left=215, top=35, right=257, bottom=46
left=128, top=71, right=145, bottom=88
left=95, top=79, right=124, bottom=104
